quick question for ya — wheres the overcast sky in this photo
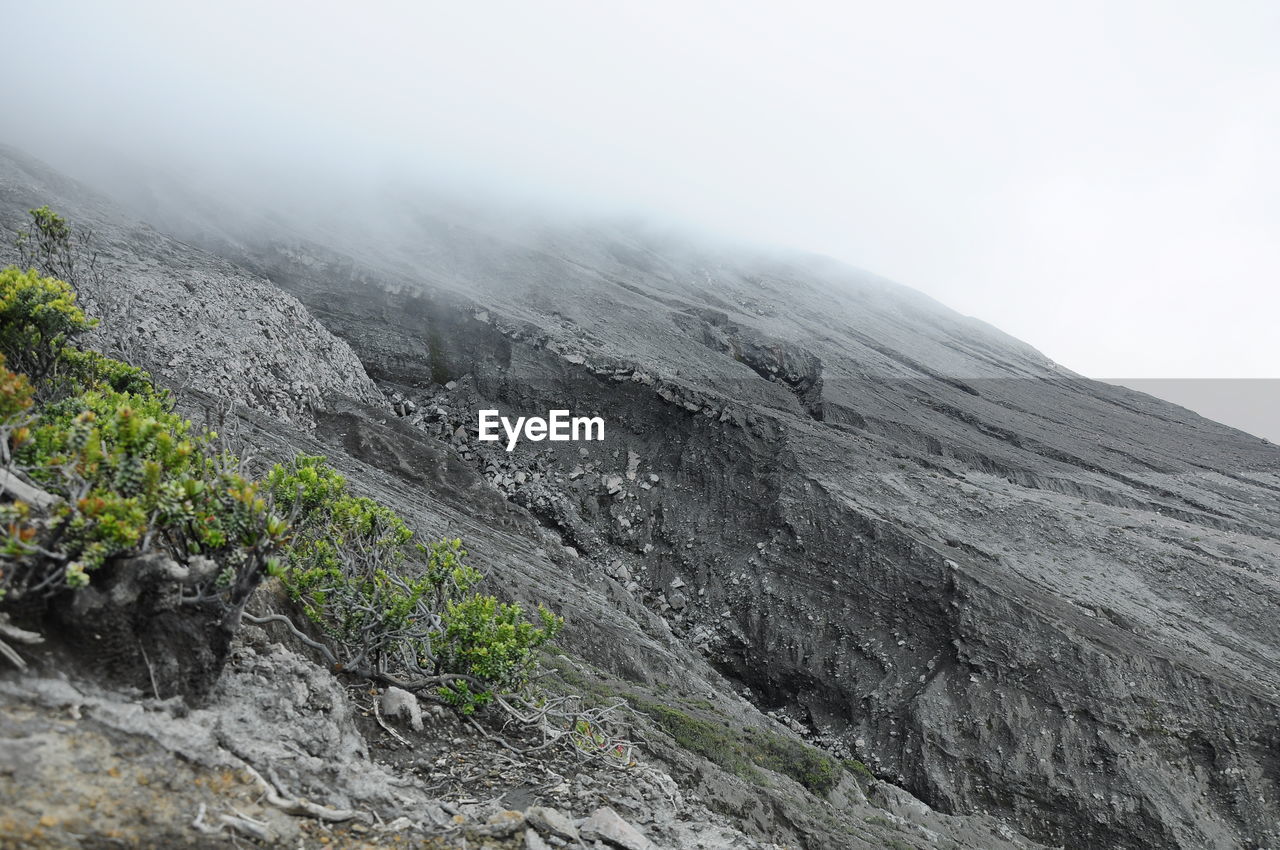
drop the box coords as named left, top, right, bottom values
left=2, top=1, right=1277, bottom=385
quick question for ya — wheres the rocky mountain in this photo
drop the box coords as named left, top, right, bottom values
left=0, top=146, right=383, bottom=426
left=2, top=146, right=1277, bottom=850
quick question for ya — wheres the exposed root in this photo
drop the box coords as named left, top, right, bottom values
left=242, top=613, right=338, bottom=667
left=0, top=614, right=43, bottom=671
left=237, top=760, right=358, bottom=823
left=191, top=803, right=220, bottom=835
left=220, top=811, right=270, bottom=841
left=0, top=637, right=29, bottom=671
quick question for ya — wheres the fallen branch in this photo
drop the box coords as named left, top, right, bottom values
left=139, top=643, right=161, bottom=700
left=467, top=715, right=526, bottom=755
left=372, top=694, right=411, bottom=746
left=0, top=468, right=58, bottom=509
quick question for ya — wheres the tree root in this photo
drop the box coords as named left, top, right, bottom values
left=242, top=613, right=338, bottom=666
left=237, top=760, right=358, bottom=822
left=0, top=613, right=44, bottom=671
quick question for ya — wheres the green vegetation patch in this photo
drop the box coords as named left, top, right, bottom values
left=631, top=699, right=843, bottom=796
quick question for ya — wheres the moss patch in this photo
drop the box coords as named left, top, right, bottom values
left=632, top=699, right=842, bottom=795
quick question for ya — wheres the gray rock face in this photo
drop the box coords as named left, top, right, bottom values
left=380, top=686, right=424, bottom=732
left=0, top=144, right=382, bottom=425
left=222, top=208, right=1280, bottom=850
left=4, top=147, right=1278, bottom=849
left=525, top=805, right=579, bottom=841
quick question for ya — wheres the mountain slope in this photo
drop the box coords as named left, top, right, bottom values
left=205, top=196, right=1280, bottom=849
left=4, top=147, right=1279, bottom=849
left=0, top=145, right=383, bottom=425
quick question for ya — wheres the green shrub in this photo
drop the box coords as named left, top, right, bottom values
left=60, top=347, right=166, bottom=399
left=0, top=266, right=97, bottom=383
left=4, top=379, right=284, bottom=601
left=0, top=253, right=282, bottom=610
left=434, top=594, right=563, bottom=712
left=0, top=354, right=34, bottom=424
left=268, top=455, right=563, bottom=713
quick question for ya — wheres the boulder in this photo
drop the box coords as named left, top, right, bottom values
left=580, top=806, right=652, bottom=850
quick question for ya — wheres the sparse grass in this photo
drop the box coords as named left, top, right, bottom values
left=843, top=758, right=874, bottom=782
left=634, top=699, right=764, bottom=782
left=631, top=699, right=842, bottom=795
left=546, top=661, right=858, bottom=798
left=681, top=696, right=715, bottom=711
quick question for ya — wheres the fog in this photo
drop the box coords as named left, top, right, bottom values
left=1, top=1, right=1277, bottom=398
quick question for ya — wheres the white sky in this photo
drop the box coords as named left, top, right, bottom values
left=3, top=0, right=1278, bottom=380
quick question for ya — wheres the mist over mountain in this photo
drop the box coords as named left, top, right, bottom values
left=3, top=1, right=1278, bottom=383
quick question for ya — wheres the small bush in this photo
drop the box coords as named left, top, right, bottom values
left=60, top=347, right=165, bottom=399
left=14, top=206, right=103, bottom=294
left=0, top=354, right=34, bottom=424
left=268, top=455, right=563, bottom=713
left=0, top=266, right=97, bottom=384
left=3, top=376, right=284, bottom=604
left=434, top=593, right=563, bottom=711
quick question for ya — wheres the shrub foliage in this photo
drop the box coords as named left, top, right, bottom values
left=0, top=266, right=98, bottom=385
left=268, top=455, right=563, bottom=712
